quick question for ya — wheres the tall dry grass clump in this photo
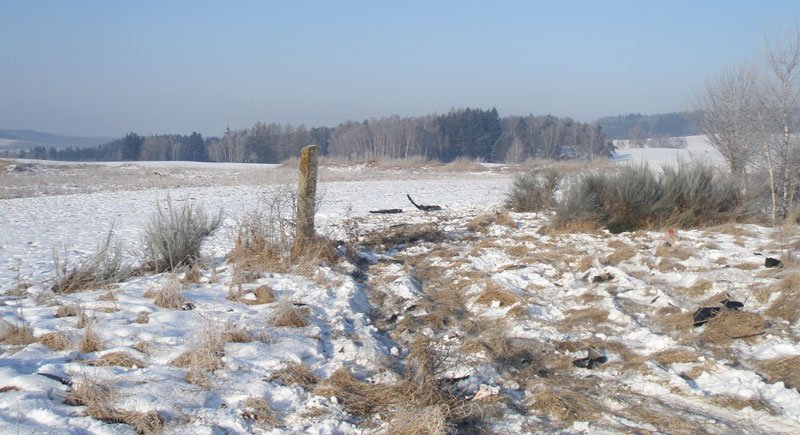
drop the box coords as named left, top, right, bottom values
left=66, top=374, right=164, bottom=433
left=142, top=196, right=222, bottom=272
left=554, top=161, right=745, bottom=232
left=0, top=321, right=36, bottom=346
left=52, top=227, right=131, bottom=294
left=504, top=168, right=560, bottom=212
left=171, top=322, right=226, bottom=386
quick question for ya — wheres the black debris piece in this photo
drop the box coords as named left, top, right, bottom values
left=765, top=257, right=783, bottom=268
left=37, top=372, right=72, bottom=386
left=181, top=302, right=195, bottom=311
left=721, top=299, right=744, bottom=311
left=592, top=272, right=614, bottom=283
left=572, top=346, right=608, bottom=369
left=369, top=209, right=403, bottom=214
left=407, top=194, right=442, bottom=212
left=693, top=306, right=721, bottom=327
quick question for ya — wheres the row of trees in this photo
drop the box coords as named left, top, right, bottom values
left=5, top=108, right=614, bottom=164
left=694, top=24, right=800, bottom=223
left=210, top=108, right=613, bottom=163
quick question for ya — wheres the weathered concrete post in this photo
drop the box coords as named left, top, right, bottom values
left=292, top=145, right=318, bottom=258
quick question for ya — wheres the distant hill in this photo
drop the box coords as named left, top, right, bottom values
left=595, top=112, right=702, bottom=140
left=0, top=129, right=116, bottom=150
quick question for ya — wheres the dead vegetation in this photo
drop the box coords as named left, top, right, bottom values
left=149, top=276, right=186, bottom=310
left=171, top=323, right=225, bottom=386
left=51, top=228, right=131, bottom=294
left=88, top=351, right=147, bottom=368
left=0, top=321, right=36, bottom=346
left=269, top=304, right=310, bottom=328
left=699, top=311, right=766, bottom=345
left=757, top=356, right=800, bottom=390
left=474, top=282, right=519, bottom=307
left=241, top=396, right=280, bottom=428
left=39, top=331, right=71, bottom=351
left=267, top=362, right=319, bottom=388
left=66, top=375, right=164, bottom=434
left=79, top=324, right=104, bottom=353
left=363, top=223, right=445, bottom=251
left=764, top=271, right=800, bottom=324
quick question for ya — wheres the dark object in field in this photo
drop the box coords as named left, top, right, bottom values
left=181, top=302, right=195, bottom=311
left=592, top=272, right=614, bottom=283
left=369, top=208, right=404, bottom=214
left=37, top=372, right=72, bottom=386
left=765, top=257, right=783, bottom=268
left=693, top=298, right=745, bottom=326
left=572, top=346, right=607, bottom=369
left=406, top=194, right=442, bottom=212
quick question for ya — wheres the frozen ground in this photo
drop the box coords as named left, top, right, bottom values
left=1, top=147, right=800, bottom=434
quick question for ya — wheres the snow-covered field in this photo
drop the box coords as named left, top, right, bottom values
left=1, top=148, right=800, bottom=434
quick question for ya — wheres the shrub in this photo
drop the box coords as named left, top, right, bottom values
left=52, top=227, right=131, bottom=294
left=554, top=161, right=745, bottom=232
left=504, top=169, right=560, bottom=212
left=142, top=196, right=222, bottom=272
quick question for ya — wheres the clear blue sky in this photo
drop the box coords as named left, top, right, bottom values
left=1, top=0, right=798, bottom=137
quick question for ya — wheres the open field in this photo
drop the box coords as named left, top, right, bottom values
left=2, top=153, right=800, bottom=434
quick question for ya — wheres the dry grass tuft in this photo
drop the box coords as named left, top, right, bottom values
left=757, top=356, right=800, bottom=390
left=654, top=243, right=694, bottom=260
left=234, top=284, right=276, bottom=305
left=171, top=323, right=225, bottom=385
left=151, top=276, right=186, bottom=310
left=224, top=328, right=253, bottom=343
left=181, top=264, right=203, bottom=284
left=0, top=386, right=21, bottom=393
left=79, top=324, right=103, bottom=353
left=699, top=311, right=766, bottom=345
left=241, top=396, right=280, bottom=428
left=0, top=322, right=36, bottom=346
left=711, top=394, right=778, bottom=414
left=66, top=375, right=164, bottom=434
left=55, top=305, right=80, bottom=318
left=467, top=211, right=516, bottom=233
left=88, top=351, right=147, bottom=368
left=650, top=349, right=700, bottom=365
left=51, top=228, right=131, bottom=294
left=133, top=312, right=150, bottom=324
left=676, top=278, right=713, bottom=297
left=38, top=331, right=70, bottom=351
left=474, top=282, right=519, bottom=307
left=386, top=405, right=449, bottom=435
left=527, top=383, right=603, bottom=424
left=764, top=271, right=800, bottom=324
left=602, top=243, right=636, bottom=265
left=268, top=362, right=319, bottom=388
left=269, top=304, right=309, bottom=328
left=558, top=308, right=610, bottom=332
left=364, top=223, right=445, bottom=251
left=132, top=341, right=149, bottom=354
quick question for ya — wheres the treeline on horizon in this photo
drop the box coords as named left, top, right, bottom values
left=595, top=111, right=702, bottom=140
left=4, top=108, right=617, bottom=164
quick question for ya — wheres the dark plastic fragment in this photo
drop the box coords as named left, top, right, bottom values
left=765, top=257, right=783, bottom=268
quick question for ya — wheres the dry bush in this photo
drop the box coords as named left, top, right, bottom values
left=39, top=331, right=70, bottom=351
left=132, top=341, right=149, bottom=354
left=654, top=243, right=694, bottom=260
left=699, top=311, right=766, bottom=345
left=445, top=156, right=486, bottom=172
left=80, top=324, right=103, bottom=353
left=55, top=305, right=80, bottom=318
left=467, top=211, right=516, bottom=233
left=51, top=227, right=131, bottom=294
left=66, top=375, right=164, bottom=434
left=88, top=351, right=146, bottom=368
left=241, top=396, right=280, bottom=428
left=0, top=322, right=36, bottom=346
left=223, top=328, right=253, bottom=343
left=757, top=356, right=800, bottom=390
left=142, top=196, right=222, bottom=272
left=474, top=282, right=519, bottom=307
left=269, top=304, right=309, bottom=328
left=505, top=169, right=561, bottom=213
left=267, top=362, right=319, bottom=388
left=151, top=276, right=186, bottom=310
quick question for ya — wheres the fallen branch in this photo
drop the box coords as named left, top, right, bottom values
left=369, top=209, right=403, bottom=214
left=407, top=194, right=442, bottom=211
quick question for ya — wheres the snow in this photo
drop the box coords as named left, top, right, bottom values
left=2, top=142, right=800, bottom=433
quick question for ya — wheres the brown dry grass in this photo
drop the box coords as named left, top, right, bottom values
left=0, top=322, right=36, bottom=345
left=55, top=305, right=80, bottom=318
left=385, top=405, right=449, bottom=435
left=79, top=324, right=103, bottom=353
left=223, top=328, right=253, bottom=343
left=233, top=284, right=276, bottom=305
left=241, top=396, right=280, bottom=428
left=654, top=243, right=694, bottom=260
left=363, top=223, right=445, bottom=251
left=557, top=308, right=610, bottom=332
left=88, top=351, right=147, bottom=368
left=474, top=282, right=519, bottom=307
left=527, top=382, right=604, bottom=424
left=757, top=356, right=800, bottom=390
left=711, top=395, right=778, bottom=414
left=181, top=264, right=202, bottom=284
left=171, top=323, right=225, bottom=385
left=38, top=331, right=70, bottom=351
left=699, top=311, right=766, bottom=345
left=66, top=375, right=164, bottom=433
left=270, top=304, right=310, bottom=328
left=0, top=386, right=21, bottom=393
left=268, top=362, right=319, bottom=388
left=764, top=271, right=800, bottom=324
left=466, top=211, right=516, bottom=233
left=676, top=278, right=714, bottom=297
left=133, top=312, right=150, bottom=324
left=151, top=277, right=186, bottom=310
left=602, top=243, right=636, bottom=265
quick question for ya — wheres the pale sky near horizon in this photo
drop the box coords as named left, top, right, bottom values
left=1, top=0, right=798, bottom=138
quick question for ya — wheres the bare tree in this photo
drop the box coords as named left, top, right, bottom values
left=693, top=64, right=760, bottom=177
